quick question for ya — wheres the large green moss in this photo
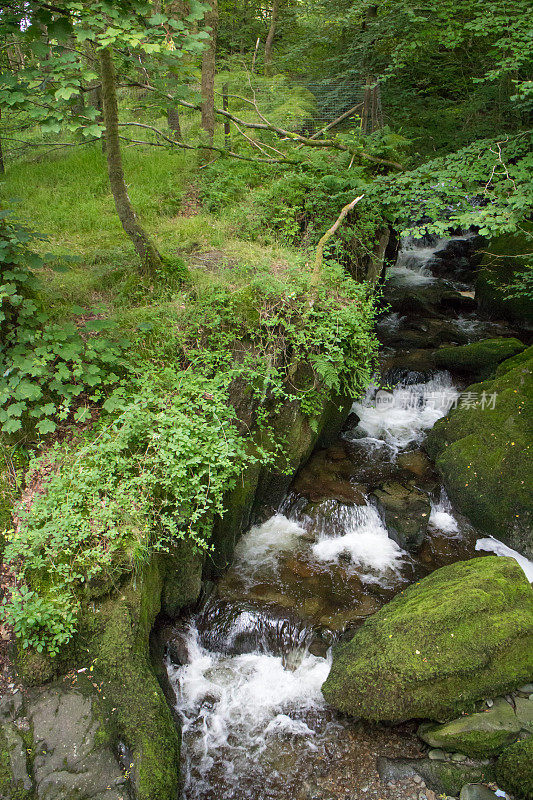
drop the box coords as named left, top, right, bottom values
left=322, top=557, right=533, bottom=722
left=475, top=225, right=533, bottom=328
left=433, top=337, right=525, bottom=381
left=495, top=738, right=533, bottom=799
left=426, top=348, right=533, bottom=556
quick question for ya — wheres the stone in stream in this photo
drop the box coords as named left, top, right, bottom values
left=433, top=337, right=525, bottom=381
left=459, top=785, right=500, bottom=800
left=377, top=756, right=493, bottom=797
left=322, top=557, right=533, bottom=722
left=372, top=481, right=431, bottom=552
left=426, top=346, right=533, bottom=557
left=418, top=697, right=526, bottom=757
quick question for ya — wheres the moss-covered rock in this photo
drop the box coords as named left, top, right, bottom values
left=418, top=697, right=523, bottom=757
left=377, top=754, right=494, bottom=796
left=433, top=337, right=525, bottom=381
left=495, top=737, right=533, bottom=799
left=426, top=347, right=533, bottom=556
left=321, top=557, right=533, bottom=722
left=475, top=226, right=533, bottom=329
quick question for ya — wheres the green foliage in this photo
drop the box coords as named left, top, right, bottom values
left=0, top=208, right=129, bottom=436
left=374, top=132, right=533, bottom=237
left=2, top=253, right=377, bottom=656
left=504, top=264, right=533, bottom=302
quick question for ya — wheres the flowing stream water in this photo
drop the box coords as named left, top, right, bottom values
left=165, top=234, right=531, bottom=800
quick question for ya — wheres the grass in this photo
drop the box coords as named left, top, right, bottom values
left=0, top=140, right=305, bottom=323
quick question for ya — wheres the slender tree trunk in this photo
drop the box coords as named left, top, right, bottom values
left=0, top=108, right=5, bottom=175
left=99, top=46, right=163, bottom=277
left=201, top=0, right=218, bottom=146
left=167, top=107, right=182, bottom=138
left=264, top=0, right=279, bottom=75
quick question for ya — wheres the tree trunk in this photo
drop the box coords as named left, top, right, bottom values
left=201, top=0, right=218, bottom=146
left=264, top=0, right=279, bottom=75
left=99, top=46, right=163, bottom=277
left=0, top=108, right=5, bottom=175
left=167, top=107, right=182, bottom=138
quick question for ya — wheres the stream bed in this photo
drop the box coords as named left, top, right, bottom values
left=165, top=234, right=528, bottom=800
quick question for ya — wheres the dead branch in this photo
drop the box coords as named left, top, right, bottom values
left=312, top=195, right=365, bottom=286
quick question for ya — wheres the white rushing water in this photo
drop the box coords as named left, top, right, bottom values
left=233, top=514, right=307, bottom=583
left=169, top=625, right=331, bottom=799
left=350, top=372, right=459, bottom=452
left=312, top=503, right=406, bottom=582
left=390, top=242, right=440, bottom=285
left=476, top=536, right=533, bottom=582
left=429, top=491, right=460, bottom=534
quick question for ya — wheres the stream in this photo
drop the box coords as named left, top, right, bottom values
left=165, top=234, right=528, bottom=800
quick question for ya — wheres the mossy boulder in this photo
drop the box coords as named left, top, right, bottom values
left=433, top=337, right=525, bottom=381
left=426, top=347, right=533, bottom=556
left=321, top=557, right=533, bottom=722
left=495, top=736, right=533, bottom=800
left=418, top=697, right=524, bottom=757
left=476, top=226, right=533, bottom=329
left=495, top=737, right=533, bottom=799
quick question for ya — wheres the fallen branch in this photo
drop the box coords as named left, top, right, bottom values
left=312, top=194, right=365, bottom=287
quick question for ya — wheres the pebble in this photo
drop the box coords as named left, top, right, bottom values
left=428, top=748, right=447, bottom=761
left=485, top=699, right=494, bottom=708
left=518, top=684, right=533, bottom=693
left=451, top=752, right=467, bottom=762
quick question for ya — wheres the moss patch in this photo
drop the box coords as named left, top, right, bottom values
left=495, top=738, right=533, bottom=799
left=426, top=348, right=533, bottom=555
left=433, top=337, right=525, bottom=381
left=322, top=557, right=533, bottom=722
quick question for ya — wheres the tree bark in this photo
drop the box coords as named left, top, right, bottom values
left=167, top=107, right=182, bottom=138
left=99, top=46, right=163, bottom=277
left=0, top=108, right=5, bottom=174
left=264, top=0, right=279, bottom=75
left=201, top=0, right=218, bottom=146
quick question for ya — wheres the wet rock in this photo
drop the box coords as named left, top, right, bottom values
left=428, top=749, right=447, bottom=761
left=426, top=347, right=533, bottom=557
left=322, top=557, right=533, bottom=722
left=397, top=450, right=436, bottom=482
left=377, top=756, right=493, bottom=797
left=418, top=697, right=523, bottom=756
left=433, top=337, right=525, bottom=381
left=459, top=785, right=500, bottom=800
left=292, top=446, right=367, bottom=505
left=372, top=482, right=431, bottom=552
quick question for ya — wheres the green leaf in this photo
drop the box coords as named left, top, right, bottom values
left=36, top=418, right=57, bottom=435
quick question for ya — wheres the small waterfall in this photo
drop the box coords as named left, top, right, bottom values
left=429, top=491, right=460, bottom=535
left=348, top=372, right=459, bottom=452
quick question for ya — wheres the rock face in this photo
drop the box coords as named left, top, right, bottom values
left=476, top=225, right=533, bottom=329
left=372, top=481, right=431, bottom=552
left=418, top=696, right=531, bottom=756
left=321, top=557, right=533, bottom=722
left=433, top=337, right=525, bottom=381
left=495, top=737, right=533, bottom=799
left=0, top=686, right=131, bottom=800
left=426, top=347, right=533, bottom=557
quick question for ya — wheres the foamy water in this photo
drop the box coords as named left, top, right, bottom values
left=429, top=491, right=460, bottom=534
left=312, top=504, right=406, bottom=582
left=476, top=536, right=533, bottom=582
left=169, top=625, right=331, bottom=799
left=233, top=514, right=307, bottom=582
left=350, top=373, right=459, bottom=452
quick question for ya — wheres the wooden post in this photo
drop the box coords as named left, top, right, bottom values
left=362, top=77, right=372, bottom=135
left=223, top=82, right=230, bottom=149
